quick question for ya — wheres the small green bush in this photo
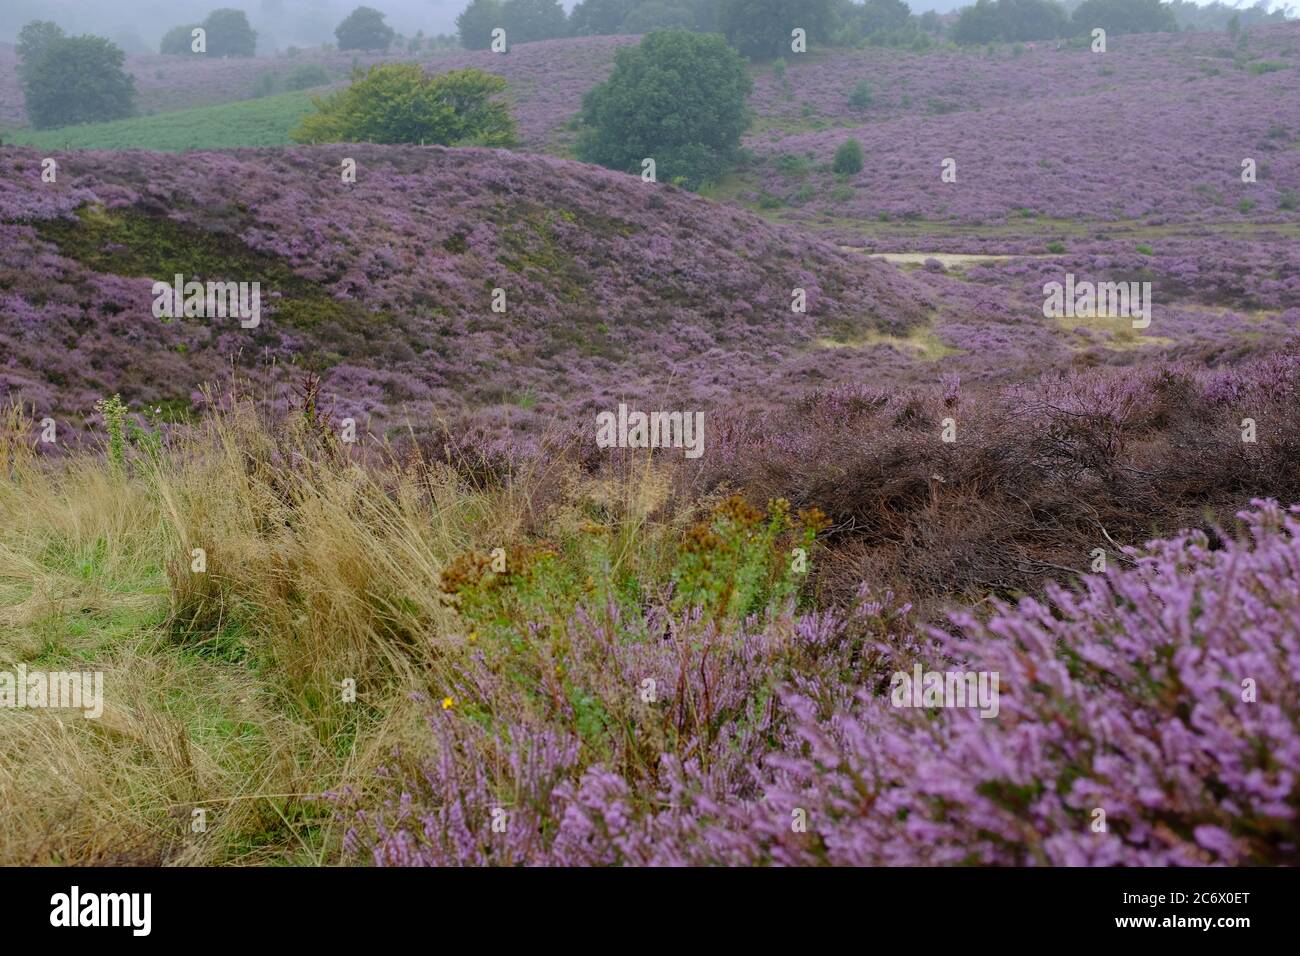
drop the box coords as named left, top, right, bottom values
left=832, top=138, right=864, bottom=176
left=250, top=72, right=277, bottom=98
left=293, top=64, right=516, bottom=146
left=848, top=79, right=873, bottom=110
left=284, top=63, right=333, bottom=91
left=775, top=153, right=810, bottom=177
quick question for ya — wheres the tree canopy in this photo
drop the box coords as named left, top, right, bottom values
left=578, top=29, right=752, bottom=190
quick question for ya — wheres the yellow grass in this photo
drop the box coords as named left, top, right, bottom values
left=0, top=400, right=684, bottom=864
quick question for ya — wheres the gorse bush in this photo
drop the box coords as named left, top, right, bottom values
left=292, top=65, right=517, bottom=146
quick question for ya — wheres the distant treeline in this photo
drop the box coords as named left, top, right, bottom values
left=1167, top=0, right=1294, bottom=32
left=458, top=0, right=940, bottom=54
left=951, top=0, right=1293, bottom=44
left=456, top=0, right=1295, bottom=55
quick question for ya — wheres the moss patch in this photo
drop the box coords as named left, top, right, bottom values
left=30, top=203, right=426, bottom=371
left=34, top=204, right=370, bottom=335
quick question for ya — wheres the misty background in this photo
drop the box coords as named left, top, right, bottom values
left=2, top=0, right=1293, bottom=49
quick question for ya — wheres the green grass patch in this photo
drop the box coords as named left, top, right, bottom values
left=7, top=90, right=318, bottom=152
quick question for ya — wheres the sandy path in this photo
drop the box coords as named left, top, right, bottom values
left=840, top=250, right=1056, bottom=266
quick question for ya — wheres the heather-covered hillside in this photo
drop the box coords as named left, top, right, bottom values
left=0, top=144, right=930, bottom=436
left=742, top=23, right=1300, bottom=233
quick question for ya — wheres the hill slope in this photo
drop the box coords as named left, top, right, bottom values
left=0, top=144, right=933, bottom=438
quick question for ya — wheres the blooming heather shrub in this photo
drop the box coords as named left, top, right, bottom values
left=341, top=583, right=907, bottom=865
left=344, top=500, right=1300, bottom=865
left=750, top=500, right=1300, bottom=866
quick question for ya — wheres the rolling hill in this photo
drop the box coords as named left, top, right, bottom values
left=0, top=143, right=932, bottom=439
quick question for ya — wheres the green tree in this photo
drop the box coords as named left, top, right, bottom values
left=202, top=9, right=258, bottom=57
left=292, top=64, right=517, bottom=146
left=501, top=0, right=569, bottom=43
left=160, top=23, right=203, bottom=54
left=569, top=0, right=634, bottom=34
left=833, top=138, right=864, bottom=175
left=718, top=0, right=835, bottom=60
left=623, top=0, right=699, bottom=31
left=457, top=0, right=503, bottom=50
left=849, top=0, right=912, bottom=40
left=23, top=35, right=137, bottom=129
left=952, top=0, right=1000, bottom=43
left=577, top=30, right=752, bottom=190
left=16, top=21, right=65, bottom=80
left=335, top=5, right=397, bottom=51
left=953, top=0, right=1069, bottom=44
left=1070, top=0, right=1177, bottom=36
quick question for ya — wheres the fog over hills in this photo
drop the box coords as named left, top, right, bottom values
left=0, top=0, right=469, bottom=48
left=2, top=0, right=1293, bottom=48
